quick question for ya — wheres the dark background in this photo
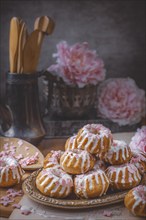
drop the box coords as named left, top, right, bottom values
left=0, top=0, right=146, bottom=101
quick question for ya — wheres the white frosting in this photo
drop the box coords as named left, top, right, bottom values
left=75, top=169, right=109, bottom=198
left=106, top=164, right=141, bottom=189
left=36, top=168, right=73, bottom=197
left=60, top=149, right=93, bottom=173
left=76, top=124, right=112, bottom=154
left=104, top=140, right=131, bottom=164
left=0, top=156, right=24, bottom=184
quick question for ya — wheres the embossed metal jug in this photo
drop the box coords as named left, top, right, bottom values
left=0, top=72, right=46, bottom=145
left=44, top=73, right=97, bottom=119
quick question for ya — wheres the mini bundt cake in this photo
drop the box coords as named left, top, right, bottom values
left=44, top=150, right=63, bottom=169
left=36, top=167, right=73, bottom=198
left=130, top=150, right=146, bottom=174
left=100, top=140, right=132, bottom=165
left=0, top=156, right=24, bottom=187
left=124, top=185, right=146, bottom=217
left=76, top=124, right=113, bottom=155
left=74, top=169, right=109, bottom=199
left=60, top=149, right=95, bottom=174
left=106, top=163, right=141, bottom=191
left=64, top=135, right=77, bottom=151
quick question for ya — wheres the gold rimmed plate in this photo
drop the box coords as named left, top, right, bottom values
left=22, top=169, right=132, bottom=209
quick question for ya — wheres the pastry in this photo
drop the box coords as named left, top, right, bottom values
left=36, top=167, right=73, bottom=198
left=76, top=124, right=113, bottom=154
left=100, top=140, right=132, bottom=165
left=106, top=163, right=141, bottom=191
left=0, top=156, right=24, bottom=187
left=44, top=150, right=63, bottom=169
left=74, top=169, right=109, bottom=199
left=60, top=149, right=95, bottom=174
left=124, top=185, right=146, bottom=217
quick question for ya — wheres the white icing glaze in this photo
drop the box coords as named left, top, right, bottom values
left=0, top=156, right=24, bottom=184
left=76, top=124, right=112, bottom=154
left=60, top=149, right=93, bottom=173
left=36, top=168, right=73, bottom=197
left=75, top=169, right=109, bottom=198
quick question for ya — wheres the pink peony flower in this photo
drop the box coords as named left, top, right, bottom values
left=97, top=78, right=146, bottom=126
left=129, top=126, right=146, bottom=153
left=47, top=41, right=106, bottom=88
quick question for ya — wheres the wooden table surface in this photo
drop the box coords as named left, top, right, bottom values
left=0, top=138, right=67, bottom=218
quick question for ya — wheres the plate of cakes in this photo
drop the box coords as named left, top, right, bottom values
left=22, top=124, right=146, bottom=209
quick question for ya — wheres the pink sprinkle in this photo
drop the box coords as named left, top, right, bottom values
left=18, top=140, right=23, bottom=146
left=0, top=195, right=13, bottom=201
left=103, top=210, right=113, bottom=217
left=55, top=181, right=60, bottom=186
left=62, top=179, right=66, bottom=186
left=6, top=188, right=16, bottom=194
left=0, top=151, right=7, bottom=157
left=21, top=210, right=31, bottom=215
left=6, top=189, right=23, bottom=198
left=10, top=145, right=16, bottom=150
left=25, top=146, right=29, bottom=151
left=4, top=143, right=9, bottom=151
left=0, top=195, right=14, bottom=206
left=19, top=153, right=39, bottom=166
left=12, top=203, right=21, bottom=209
left=15, top=154, right=23, bottom=160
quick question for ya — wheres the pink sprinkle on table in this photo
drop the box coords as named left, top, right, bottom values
left=25, top=146, right=29, bottom=151
left=103, top=210, right=113, bottom=217
left=18, top=140, right=23, bottom=146
left=20, top=206, right=32, bottom=215
left=12, top=203, right=21, bottom=209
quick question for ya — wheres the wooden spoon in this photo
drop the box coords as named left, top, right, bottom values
left=23, top=16, right=55, bottom=73
left=34, top=16, right=55, bottom=46
left=34, top=16, right=55, bottom=35
left=9, top=17, right=20, bottom=73
left=17, top=21, right=28, bottom=73
left=23, top=30, right=41, bottom=73
left=32, top=16, right=55, bottom=70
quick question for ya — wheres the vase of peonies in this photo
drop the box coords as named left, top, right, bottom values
left=45, top=41, right=106, bottom=119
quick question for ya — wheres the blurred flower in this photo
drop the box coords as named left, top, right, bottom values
left=47, top=41, right=106, bottom=88
left=97, top=78, right=146, bottom=126
left=129, top=126, right=146, bottom=153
